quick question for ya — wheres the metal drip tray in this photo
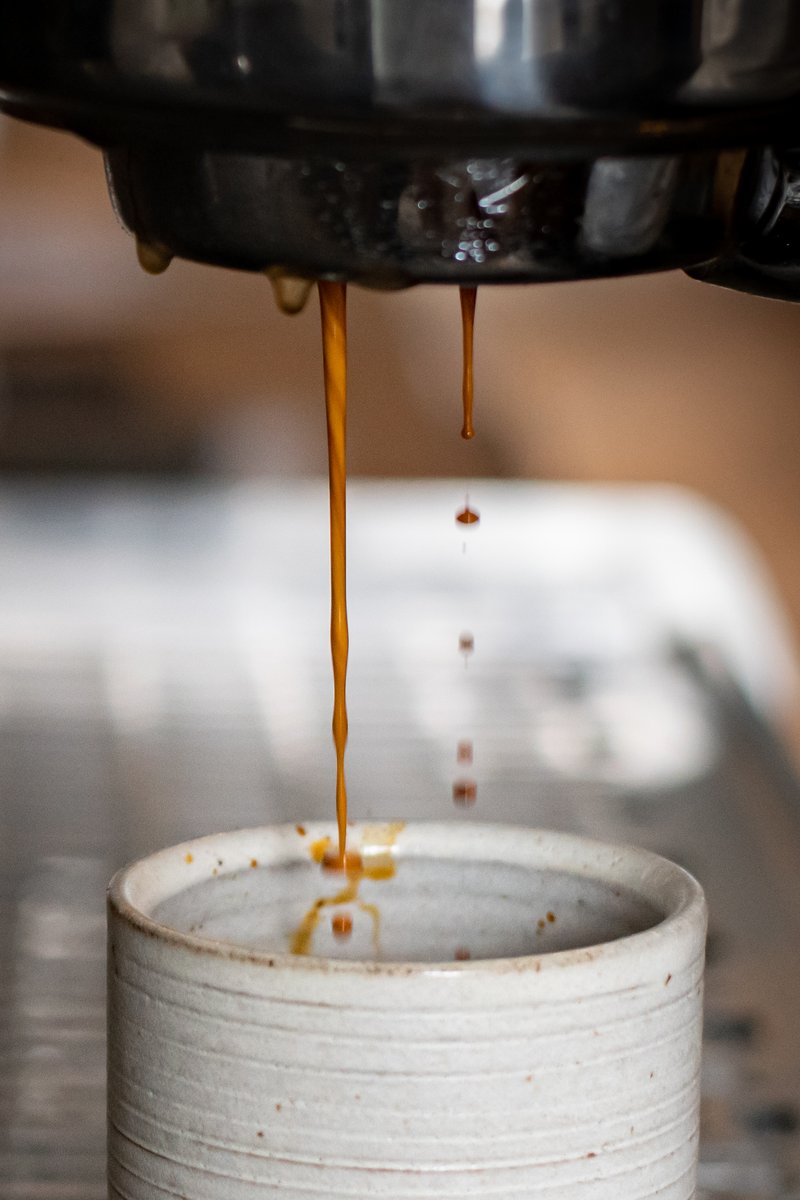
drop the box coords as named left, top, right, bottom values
left=0, top=480, right=799, bottom=1199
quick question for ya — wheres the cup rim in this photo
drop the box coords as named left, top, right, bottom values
left=108, top=821, right=705, bottom=977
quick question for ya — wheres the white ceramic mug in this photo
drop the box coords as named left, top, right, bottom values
left=108, top=823, right=706, bottom=1199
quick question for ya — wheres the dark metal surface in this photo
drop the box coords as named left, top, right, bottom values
left=0, top=480, right=799, bottom=1198
left=2, top=1, right=800, bottom=288
left=105, top=145, right=733, bottom=285
left=2, top=0, right=800, bottom=147
left=687, top=146, right=800, bottom=301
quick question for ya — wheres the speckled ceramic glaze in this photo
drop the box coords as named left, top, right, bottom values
left=107, top=823, right=706, bottom=1199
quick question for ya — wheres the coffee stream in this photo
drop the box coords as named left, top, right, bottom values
left=318, top=280, right=350, bottom=868
left=460, top=286, right=477, bottom=441
left=456, top=289, right=478, bottom=807
left=292, top=283, right=481, bottom=953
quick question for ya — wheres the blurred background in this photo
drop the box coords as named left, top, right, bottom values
left=3, top=113, right=800, bottom=744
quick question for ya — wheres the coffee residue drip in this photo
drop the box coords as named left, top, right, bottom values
left=459, top=286, right=477, bottom=440
left=136, top=238, right=172, bottom=275
left=268, top=269, right=314, bottom=315
left=319, top=281, right=349, bottom=865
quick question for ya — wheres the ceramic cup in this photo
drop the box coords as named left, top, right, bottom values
left=107, top=823, right=706, bottom=1199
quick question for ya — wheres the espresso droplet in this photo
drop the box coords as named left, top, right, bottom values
left=136, top=239, right=172, bottom=275
left=457, top=739, right=473, bottom=764
left=268, top=269, right=314, bottom=315
left=454, top=946, right=472, bottom=961
left=452, top=779, right=477, bottom=807
left=331, top=912, right=353, bottom=939
left=459, top=632, right=474, bottom=655
left=456, top=506, right=480, bottom=526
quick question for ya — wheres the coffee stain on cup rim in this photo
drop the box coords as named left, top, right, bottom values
left=108, top=822, right=706, bottom=980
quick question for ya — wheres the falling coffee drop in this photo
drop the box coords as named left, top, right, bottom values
left=454, top=946, right=472, bottom=961
left=331, top=912, right=353, bottom=940
left=452, top=779, right=477, bottom=807
left=459, top=632, right=474, bottom=656
left=456, top=506, right=480, bottom=526
left=457, top=739, right=473, bottom=764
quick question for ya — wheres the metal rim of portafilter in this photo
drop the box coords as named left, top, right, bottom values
left=2, top=0, right=800, bottom=300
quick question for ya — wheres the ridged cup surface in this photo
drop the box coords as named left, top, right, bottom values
left=108, top=823, right=706, bottom=1199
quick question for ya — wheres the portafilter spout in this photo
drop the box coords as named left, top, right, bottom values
left=2, top=1, right=800, bottom=296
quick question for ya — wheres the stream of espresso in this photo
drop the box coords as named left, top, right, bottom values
left=293, top=282, right=480, bottom=953
left=460, top=285, right=477, bottom=441
left=319, top=280, right=350, bottom=865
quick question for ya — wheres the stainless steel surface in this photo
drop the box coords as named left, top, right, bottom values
left=104, top=144, right=734, bottom=285
left=2, top=2, right=800, bottom=287
left=2, top=0, right=800, bottom=135
left=687, top=145, right=800, bottom=301
left=0, top=480, right=799, bottom=1198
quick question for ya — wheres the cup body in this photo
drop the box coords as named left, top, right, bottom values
left=107, top=823, right=706, bottom=1199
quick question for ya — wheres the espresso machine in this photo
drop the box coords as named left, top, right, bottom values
left=1, top=4, right=800, bottom=1199
left=1, top=0, right=800, bottom=296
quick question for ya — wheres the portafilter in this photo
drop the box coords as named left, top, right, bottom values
left=1, top=1, right=800, bottom=297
